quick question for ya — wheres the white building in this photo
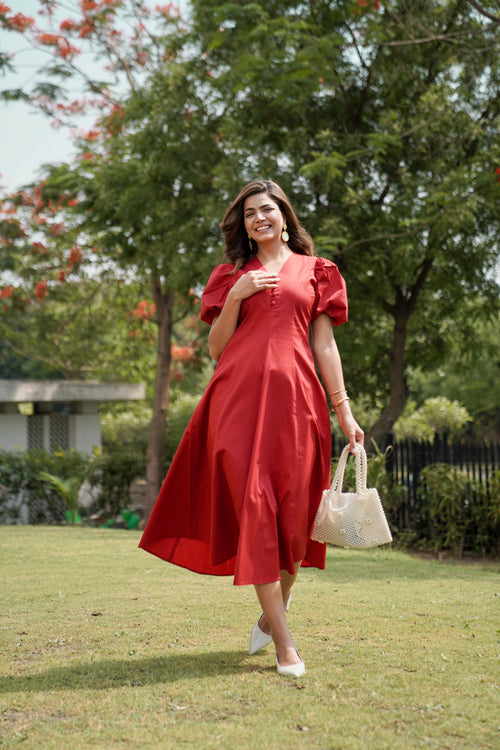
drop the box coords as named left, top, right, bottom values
left=0, top=380, right=146, bottom=454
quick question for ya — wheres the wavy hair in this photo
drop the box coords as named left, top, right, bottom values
left=220, top=180, right=314, bottom=269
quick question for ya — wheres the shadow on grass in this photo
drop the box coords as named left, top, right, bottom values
left=1, top=650, right=259, bottom=694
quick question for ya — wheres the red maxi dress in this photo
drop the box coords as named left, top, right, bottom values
left=139, top=253, right=348, bottom=585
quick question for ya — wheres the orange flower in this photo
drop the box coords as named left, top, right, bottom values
left=36, top=32, right=60, bottom=45
left=7, top=12, right=35, bottom=31
left=156, top=3, right=179, bottom=16
left=133, top=300, right=156, bottom=319
left=0, top=286, right=14, bottom=299
left=83, top=129, right=100, bottom=141
left=57, top=37, right=80, bottom=59
left=69, top=245, right=82, bottom=266
left=60, top=19, right=78, bottom=32
left=35, top=280, right=48, bottom=300
left=79, top=21, right=94, bottom=38
left=171, top=344, right=195, bottom=363
left=31, top=241, right=47, bottom=254
left=81, top=0, right=99, bottom=11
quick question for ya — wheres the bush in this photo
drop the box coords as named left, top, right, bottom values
left=93, top=440, right=146, bottom=517
left=469, top=469, right=500, bottom=556
left=394, top=397, right=471, bottom=441
left=0, top=449, right=90, bottom=524
left=95, top=393, right=200, bottom=517
left=418, top=463, right=472, bottom=556
left=164, top=391, right=200, bottom=465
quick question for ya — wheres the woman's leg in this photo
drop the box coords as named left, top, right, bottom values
left=254, top=580, right=301, bottom=666
left=280, top=560, right=301, bottom=606
left=254, top=561, right=302, bottom=667
left=258, top=560, right=301, bottom=635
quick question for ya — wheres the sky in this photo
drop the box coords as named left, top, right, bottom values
left=0, top=0, right=190, bottom=193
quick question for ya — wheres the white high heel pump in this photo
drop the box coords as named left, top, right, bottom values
left=276, top=650, right=305, bottom=677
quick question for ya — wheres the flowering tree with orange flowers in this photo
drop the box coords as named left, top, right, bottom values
left=1, top=0, right=223, bottom=517
left=0, top=180, right=157, bottom=379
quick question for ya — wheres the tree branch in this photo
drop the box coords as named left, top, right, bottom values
left=466, top=0, right=500, bottom=23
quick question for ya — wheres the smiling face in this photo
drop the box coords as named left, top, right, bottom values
left=243, top=192, right=285, bottom=247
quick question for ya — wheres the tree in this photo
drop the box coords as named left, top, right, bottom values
left=0, top=182, right=158, bottom=380
left=409, top=309, right=500, bottom=441
left=189, top=0, right=500, bottom=450
left=1, top=1, right=221, bottom=517
left=55, top=65, right=224, bottom=516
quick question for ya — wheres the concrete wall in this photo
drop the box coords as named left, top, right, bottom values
left=71, top=414, right=101, bottom=454
left=0, top=414, right=27, bottom=451
left=0, top=413, right=101, bottom=453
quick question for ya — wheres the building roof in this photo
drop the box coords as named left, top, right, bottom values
left=0, top=380, right=146, bottom=403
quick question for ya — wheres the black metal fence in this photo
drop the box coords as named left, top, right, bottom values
left=384, top=434, right=500, bottom=535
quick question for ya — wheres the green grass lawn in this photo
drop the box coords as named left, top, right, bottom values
left=0, top=527, right=498, bottom=749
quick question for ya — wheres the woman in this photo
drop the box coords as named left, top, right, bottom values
left=139, top=180, right=364, bottom=677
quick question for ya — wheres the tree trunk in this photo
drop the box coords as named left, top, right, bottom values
left=143, top=279, right=173, bottom=521
left=365, top=309, right=410, bottom=452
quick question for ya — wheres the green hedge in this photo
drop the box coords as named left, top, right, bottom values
left=0, top=449, right=89, bottom=524
left=417, top=464, right=500, bottom=557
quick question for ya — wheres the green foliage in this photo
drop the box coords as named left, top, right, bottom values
left=38, top=471, right=82, bottom=525
left=408, top=312, right=500, bottom=441
left=0, top=253, right=156, bottom=381
left=98, top=404, right=150, bottom=516
left=93, top=441, right=146, bottom=518
left=418, top=463, right=473, bottom=556
left=0, top=449, right=90, bottom=524
left=96, top=393, right=201, bottom=517
left=164, top=391, right=201, bottom=465
left=394, top=397, right=472, bottom=441
left=470, top=469, right=500, bottom=555
left=193, top=0, right=500, bottom=442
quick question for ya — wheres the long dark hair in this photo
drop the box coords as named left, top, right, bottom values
left=220, top=180, right=314, bottom=269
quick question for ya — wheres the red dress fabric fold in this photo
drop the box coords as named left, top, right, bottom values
left=139, top=253, right=348, bottom=585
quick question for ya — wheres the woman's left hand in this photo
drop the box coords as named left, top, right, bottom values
left=335, top=402, right=364, bottom=453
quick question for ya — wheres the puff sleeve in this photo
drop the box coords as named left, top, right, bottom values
left=311, top=257, right=348, bottom=325
left=200, top=263, right=236, bottom=325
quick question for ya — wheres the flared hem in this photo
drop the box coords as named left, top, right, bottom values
left=138, top=536, right=326, bottom=586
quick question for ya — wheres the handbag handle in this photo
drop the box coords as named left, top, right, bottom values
left=332, top=444, right=368, bottom=493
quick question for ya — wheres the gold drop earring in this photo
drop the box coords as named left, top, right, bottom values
left=281, top=222, right=289, bottom=243
left=248, top=234, right=255, bottom=252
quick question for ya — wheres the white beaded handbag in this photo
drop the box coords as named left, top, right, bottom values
left=311, top=444, right=393, bottom=549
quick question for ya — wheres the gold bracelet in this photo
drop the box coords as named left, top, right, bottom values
left=333, top=397, right=350, bottom=409
left=330, top=389, right=347, bottom=396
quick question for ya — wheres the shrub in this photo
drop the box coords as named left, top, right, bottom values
left=394, top=397, right=471, bottom=441
left=0, top=449, right=90, bottom=524
left=469, top=469, right=500, bottom=556
left=418, top=463, right=472, bottom=556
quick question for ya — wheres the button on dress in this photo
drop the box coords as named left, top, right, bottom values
left=139, top=253, right=348, bottom=585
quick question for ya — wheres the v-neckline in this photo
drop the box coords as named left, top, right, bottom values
left=255, top=252, right=295, bottom=276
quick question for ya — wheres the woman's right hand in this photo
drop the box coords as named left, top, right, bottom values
left=230, top=270, right=279, bottom=301
left=208, top=271, right=278, bottom=360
